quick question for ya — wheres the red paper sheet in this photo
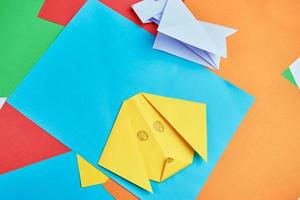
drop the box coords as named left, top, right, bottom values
left=99, top=0, right=157, bottom=34
left=38, top=0, right=157, bottom=34
left=0, top=103, right=69, bottom=174
left=38, top=0, right=87, bottom=26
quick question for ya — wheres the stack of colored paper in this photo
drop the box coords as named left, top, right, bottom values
left=1, top=0, right=299, bottom=199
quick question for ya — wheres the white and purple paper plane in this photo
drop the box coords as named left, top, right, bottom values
left=132, top=0, right=237, bottom=70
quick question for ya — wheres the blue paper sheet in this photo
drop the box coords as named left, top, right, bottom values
left=0, top=152, right=112, bottom=200
left=8, top=0, right=254, bottom=199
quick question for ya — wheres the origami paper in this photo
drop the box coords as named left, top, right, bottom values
left=0, top=97, right=6, bottom=109
left=103, top=179, right=139, bottom=200
left=132, top=0, right=167, bottom=23
left=0, top=0, right=70, bottom=175
left=8, top=0, right=253, bottom=199
left=0, top=0, right=63, bottom=97
left=99, top=93, right=207, bottom=192
left=0, top=0, right=89, bottom=176
left=26, top=0, right=300, bottom=198
left=282, top=57, right=300, bottom=88
left=38, top=0, right=86, bottom=26
left=132, top=0, right=236, bottom=70
left=0, top=103, right=69, bottom=174
left=0, top=152, right=113, bottom=200
left=77, top=154, right=108, bottom=187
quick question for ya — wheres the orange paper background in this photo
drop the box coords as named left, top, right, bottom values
left=186, top=0, right=300, bottom=199
left=105, top=0, right=300, bottom=199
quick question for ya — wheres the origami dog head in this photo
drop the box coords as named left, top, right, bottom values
left=99, top=93, right=207, bottom=192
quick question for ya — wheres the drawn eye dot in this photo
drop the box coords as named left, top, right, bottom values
left=166, top=157, right=174, bottom=163
left=153, top=120, right=164, bottom=132
left=137, top=130, right=149, bottom=141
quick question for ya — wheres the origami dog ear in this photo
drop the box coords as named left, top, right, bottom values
left=142, top=93, right=207, bottom=161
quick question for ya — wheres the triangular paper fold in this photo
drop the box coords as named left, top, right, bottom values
left=289, top=57, right=300, bottom=88
left=77, top=154, right=108, bottom=187
left=142, top=93, right=207, bottom=161
left=282, top=67, right=297, bottom=87
left=283, top=57, right=300, bottom=88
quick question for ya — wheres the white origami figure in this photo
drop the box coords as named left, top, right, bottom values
left=132, top=0, right=237, bottom=70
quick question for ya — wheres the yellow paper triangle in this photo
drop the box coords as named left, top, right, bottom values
left=161, top=158, right=191, bottom=181
left=98, top=103, right=153, bottom=192
left=142, top=93, right=208, bottom=161
left=77, top=154, right=108, bottom=187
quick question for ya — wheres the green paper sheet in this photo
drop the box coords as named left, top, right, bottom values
left=282, top=67, right=297, bottom=87
left=0, top=0, right=63, bottom=96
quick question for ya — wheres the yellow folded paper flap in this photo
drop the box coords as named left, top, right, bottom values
left=98, top=104, right=153, bottom=192
left=160, top=157, right=191, bottom=181
left=141, top=93, right=208, bottom=161
left=76, top=154, right=108, bottom=188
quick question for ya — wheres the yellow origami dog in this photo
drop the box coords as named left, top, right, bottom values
left=99, top=93, right=207, bottom=192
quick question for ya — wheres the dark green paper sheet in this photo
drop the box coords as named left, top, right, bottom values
left=0, top=0, right=63, bottom=96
